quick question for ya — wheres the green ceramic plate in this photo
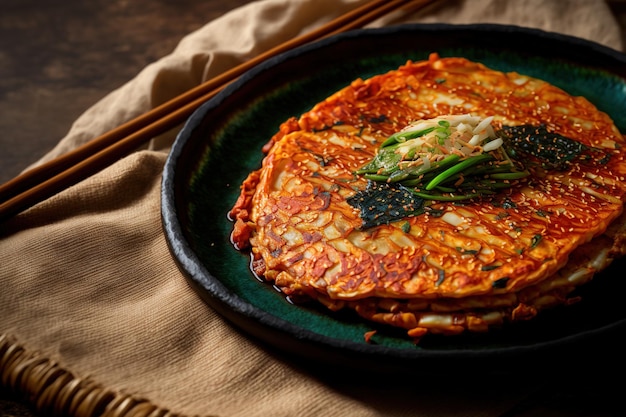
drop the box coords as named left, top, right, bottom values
left=162, top=24, right=626, bottom=374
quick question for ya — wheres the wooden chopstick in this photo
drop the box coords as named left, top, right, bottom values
left=0, top=0, right=438, bottom=222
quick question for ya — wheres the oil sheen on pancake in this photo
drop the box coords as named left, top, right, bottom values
left=229, top=53, right=626, bottom=341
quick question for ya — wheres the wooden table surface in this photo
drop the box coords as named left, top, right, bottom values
left=0, top=0, right=252, bottom=185
left=1, top=1, right=626, bottom=416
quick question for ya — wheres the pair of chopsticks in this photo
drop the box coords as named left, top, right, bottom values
left=0, top=0, right=439, bottom=222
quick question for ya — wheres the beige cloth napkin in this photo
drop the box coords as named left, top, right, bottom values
left=1, top=1, right=623, bottom=416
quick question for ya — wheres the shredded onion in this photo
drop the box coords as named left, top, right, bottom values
left=469, top=134, right=482, bottom=146
left=482, top=138, right=503, bottom=152
left=473, top=116, right=494, bottom=135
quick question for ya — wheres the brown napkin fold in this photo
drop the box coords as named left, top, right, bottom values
left=2, top=1, right=623, bottom=416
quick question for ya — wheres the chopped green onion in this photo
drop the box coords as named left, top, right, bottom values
left=492, top=277, right=510, bottom=289
left=387, top=154, right=461, bottom=184
left=425, top=154, right=494, bottom=191
left=409, top=191, right=487, bottom=201
left=489, top=170, right=530, bottom=180
left=481, top=264, right=501, bottom=271
left=381, top=126, right=436, bottom=148
left=435, top=269, right=446, bottom=286
left=530, top=234, right=543, bottom=249
left=363, top=174, right=390, bottom=181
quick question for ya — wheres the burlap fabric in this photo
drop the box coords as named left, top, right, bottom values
left=1, top=1, right=623, bottom=416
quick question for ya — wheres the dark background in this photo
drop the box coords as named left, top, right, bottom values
left=0, top=0, right=252, bottom=185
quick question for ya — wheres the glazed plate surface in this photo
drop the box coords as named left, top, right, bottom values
left=161, top=24, right=626, bottom=373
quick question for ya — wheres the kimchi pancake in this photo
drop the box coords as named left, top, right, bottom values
left=230, top=54, right=626, bottom=337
